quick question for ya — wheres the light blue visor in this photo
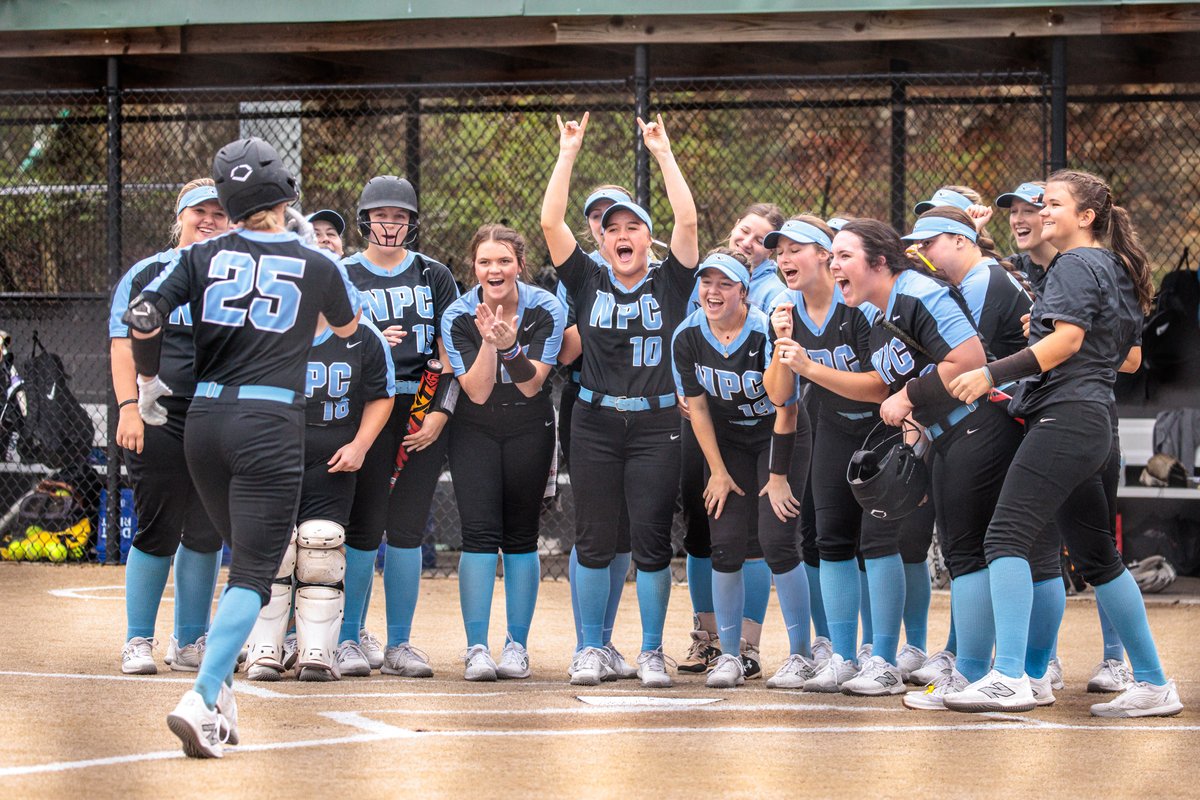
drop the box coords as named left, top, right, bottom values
left=584, top=188, right=632, bottom=217
left=996, top=182, right=1045, bottom=209
left=600, top=201, right=653, bottom=235
left=175, top=185, right=219, bottom=216
left=914, top=188, right=973, bottom=215
left=696, top=253, right=750, bottom=289
left=901, top=216, right=979, bottom=243
left=826, top=217, right=851, bottom=231
left=764, top=219, right=833, bottom=252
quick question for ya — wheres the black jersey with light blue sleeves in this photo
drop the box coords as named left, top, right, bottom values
left=672, top=306, right=784, bottom=425
left=442, top=281, right=566, bottom=408
left=958, top=258, right=1031, bottom=360
left=1010, top=248, right=1131, bottom=417
left=868, top=269, right=979, bottom=426
left=110, top=250, right=199, bottom=396
left=558, top=244, right=692, bottom=400
left=687, top=260, right=786, bottom=316
left=305, top=318, right=394, bottom=427
left=342, top=250, right=459, bottom=387
left=769, top=285, right=880, bottom=420
left=1007, top=252, right=1048, bottom=295
left=143, top=229, right=359, bottom=396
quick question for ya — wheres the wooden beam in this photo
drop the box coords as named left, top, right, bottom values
left=0, top=26, right=179, bottom=58
left=1102, top=4, right=1200, bottom=35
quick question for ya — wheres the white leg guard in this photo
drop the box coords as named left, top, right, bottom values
left=294, top=520, right=346, bottom=680
left=243, top=530, right=297, bottom=679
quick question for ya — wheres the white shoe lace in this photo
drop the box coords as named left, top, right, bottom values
left=339, top=641, right=367, bottom=664
left=125, top=637, right=156, bottom=660
left=501, top=641, right=527, bottom=665
left=359, top=629, right=383, bottom=653
left=637, top=649, right=676, bottom=673
left=577, top=646, right=606, bottom=674
left=604, top=642, right=628, bottom=664
left=463, top=645, right=491, bottom=666
left=389, top=643, right=431, bottom=668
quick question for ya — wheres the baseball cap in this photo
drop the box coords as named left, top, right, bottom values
left=307, top=209, right=346, bottom=236
left=696, top=252, right=750, bottom=289
left=901, top=216, right=978, bottom=243
left=763, top=219, right=833, bottom=252
left=914, top=188, right=973, bottom=215
left=995, top=182, right=1045, bottom=209
left=600, top=200, right=654, bottom=235
left=175, top=185, right=219, bottom=216
left=584, top=188, right=632, bottom=217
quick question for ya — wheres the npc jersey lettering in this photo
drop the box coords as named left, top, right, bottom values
left=558, top=245, right=692, bottom=399
left=342, top=250, right=460, bottom=385
left=109, top=250, right=199, bottom=396
left=144, top=229, right=359, bottom=395
left=672, top=306, right=788, bottom=424
left=867, top=270, right=978, bottom=427
left=305, top=319, right=395, bottom=427
left=442, top=282, right=565, bottom=410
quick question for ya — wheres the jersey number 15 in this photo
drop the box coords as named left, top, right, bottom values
left=202, top=251, right=305, bottom=333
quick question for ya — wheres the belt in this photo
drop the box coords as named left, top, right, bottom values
left=577, top=386, right=677, bottom=412
left=925, top=401, right=979, bottom=440
left=729, top=418, right=764, bottom=427
left=195, top=381, right=296, bottom=404
left=838, top=410, right=875, bottom=421
left=395, top=380, right=421, bottom=395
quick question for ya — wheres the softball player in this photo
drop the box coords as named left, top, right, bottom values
left=126, top=137, right=361, bottom=757
left=110, top=179, right=228, bottom=676
left=788, top=219, right=1023, bottom=708
left=672, top=250, right=812, bottom=689
left=442, top=224, right=565, bottom=681
left=946, top=171, right=1181, bottom=717
left=679, top=204, right=785, bottom=680
left=560, top=184, right=639, bottom=681
left=541, top=112, right=698, bottom=687
left=341, top=175, right=460, bottom=678
left=763, top=215, right=912, bottom=694
left=241, top=315, right=395, bottom=681
left=308, top=209, right=346, bottom=259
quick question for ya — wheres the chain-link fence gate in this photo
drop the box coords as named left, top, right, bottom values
left=3, top=68, right=1191, bottom=577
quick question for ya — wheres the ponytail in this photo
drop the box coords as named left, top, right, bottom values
left=975, top=229, right=1035, bottom=300
left=1109, top=205, right=1154, bottom=314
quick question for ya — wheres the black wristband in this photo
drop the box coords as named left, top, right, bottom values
left=503, top=350, right=537, bottom=383
left=905, top=369, right=954, bottom=410
left=119, top=398, right=137, bottom=409
left=768, top=431, right=796, bottom=476
left=432, top=375, right=459, bottom=417
left=987, top=348, right=1041, bottom=386
left=129, top=332, right=164, bottom=377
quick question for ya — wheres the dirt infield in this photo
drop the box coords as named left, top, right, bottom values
left=0, top=563, right=1196, bottom=798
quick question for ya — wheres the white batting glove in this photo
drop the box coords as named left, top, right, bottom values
left=136, top=375, right=173, bottom=426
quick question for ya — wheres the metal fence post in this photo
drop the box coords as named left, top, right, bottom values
left=889, top=63, right=908, bottom=235
left=634, top=45, right=650, bottom=209
left=406, top=90, right=422, bottom=252
left=104, top=56, right=122, bottom=565
left=1050, top=36, right=1068, bottom=171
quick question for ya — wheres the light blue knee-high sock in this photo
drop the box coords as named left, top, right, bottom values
left=951, top=569, right=995, bottom=682
left=687, top=555, right=715, bottom=614
left=569, top=547, right=583, bottom=650
left=902, top=562, right=931, bottom=652
left=773, top=564, right=812, bottom=656
left=636, top=567, right=671, bottom=652
left=360, top=571, right=374, bottom=630
left=341, top=546, right=379, bottom=643
left=819, top=558, right=860, bottom=659
left=575, top=563, right=610, bottom=649
left=945, top=604, right=958, bottom=654
left=859, top=568, right=873, bottom=649
left=743, top=559, right=772, bottom=625
left=1026, top=577, right=1066, bottom=679
left=1093, top=570, right=1167, bottom=685
left=384, top=545, right=423, bottom=647
left=1097, top=597, right=1124, bottom=662
left=173, top=545, right=221, bottom=647
left=805, top=563, right=829, bottom=640
left=989, top=556, right=1033, bottom=678
left=604, top=552, right=631, bottom=645
left=194, top=586, right=262, bottom=709
left=125, top=546, right=172, bottom=640
left=712, top=568, right=745, bottom=658
left=865, top=555, right=905, bottom=665
left=502, top=552, right=540, bottom=647
left=458, top=552, right=498, bottom=647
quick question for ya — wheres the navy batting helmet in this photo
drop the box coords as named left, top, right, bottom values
left=846, top=421, right=929, bottom=520
left=211, top=137, right=298, bottom=223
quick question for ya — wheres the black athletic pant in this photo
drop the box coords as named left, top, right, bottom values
left=708, top=411, right=811, bottom=575
left=346, top=392, right=448, bottom=551
left=797, top=391, right=820, bottom=568
left=985, top=401, right=1124, bottom=586
left=679, top=417, right=712, bottom=559
left=811, top=414, right=902, bottom=562
left=898, top=499, right=936, bottom=564
left=929, top=402, right=1024, bottom=579
left=449, top=402, right=556, bottom=555
left=125, top=395, right=221, bottom=557
left=570, top=402, right=680, bottom=572
left=184, top=396, right=304, bottom=605
left=561, top=379, right=631, bottom=554
left=299, top=423, right=357, bottom=527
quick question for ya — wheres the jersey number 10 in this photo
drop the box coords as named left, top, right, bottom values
left=202, top=251, right=305, bottom=333
left=630, top=335, right=662, bottom=367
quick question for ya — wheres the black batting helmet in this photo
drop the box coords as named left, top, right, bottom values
left=211, top=138, right=298, bottom=223
left=357, top=175, right=419, bottom=246
left=846, top=421, right=929, bottom=520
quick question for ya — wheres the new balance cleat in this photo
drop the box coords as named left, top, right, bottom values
left=897, top=643, right=927, bottom=684
left=1090, top=679, right=1183, bottom=718
left=216, top=682, right=239, bottom=746
left=335, top=640, right=373, bottom=677
left=604, top=642, right=637, bottom=680
left=766, top=654, right=818, bottom=689
left=943, top=669, right=1037, bottom=713
left=121, top=637, right=157, bottom=675
left=637, top=647, right=674, bottom=688
left=706, top=653, right=746, bottom=688
left=166, top=690, right=224, bottom=759
left=810, top=636, right=833, bottom=670
left=381, top=643, right=434, bottom=678
left=1030, top=673, right=1056, bottom=706
left=842, top=655, right=906, bottom=696
left=463, top=644, right=498, bottom=682
left=167, top=635, right=205, bottom=673
left=569, top=646, right=608, bottom=686
left=359, top=628, right=385, bottom=671
left=1087, top=659, right=1132, bottom=693
left=803, top=653, right=857, bottom=693
left=903, top=669, right=968, bottom=711
left=1047, top=656, right=1064, bottom=690
left=496, top=639, right=531, bottom=680
left=910, top=649, right=956, bottom=686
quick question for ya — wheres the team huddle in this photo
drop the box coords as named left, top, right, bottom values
left=108, top=113, right=1182, bottom=759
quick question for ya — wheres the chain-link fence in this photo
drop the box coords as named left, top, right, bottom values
left=1, top=69, right=1196, bottom=575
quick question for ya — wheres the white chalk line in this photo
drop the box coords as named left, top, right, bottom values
left=0, top=670, right=287, bottom=698
left=368, top=703, right=895, bottom=716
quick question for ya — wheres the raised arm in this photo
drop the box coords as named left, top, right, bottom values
left=540, top=112, right=590, bottom=267
left=639, top=114, right=698, bottom=268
